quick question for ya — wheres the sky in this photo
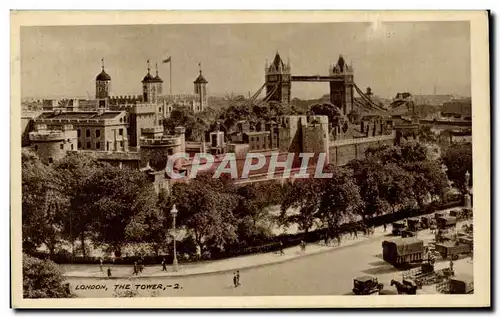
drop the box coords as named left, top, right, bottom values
left=20, top=21, right=471, bottom=100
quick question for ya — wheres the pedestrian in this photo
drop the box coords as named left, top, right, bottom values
left=383, top=223, right=387, bottom=232
left=162, top=258, right=167, bottom=272
left=236, top=270, right=241, bottom=287
left=233, top=272, right=238, bottom=288
left=354, top=227, right=358, bottom=239
left=133, top=262, right=139, bottom=275
left=449, top=260, right=454, bottom=273
left=336, top=234, right=341, bottom=246
left=107, top=267, right=112, bottom=278
left=99, top=258, right=103, bottom=272
left=279, top=241, right=284, bottom=255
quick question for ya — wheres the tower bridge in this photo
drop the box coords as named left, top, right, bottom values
left=249, top=52, right=388, bottom=116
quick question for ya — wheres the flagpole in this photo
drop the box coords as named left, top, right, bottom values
left=170, top=60, right=172, bottom=95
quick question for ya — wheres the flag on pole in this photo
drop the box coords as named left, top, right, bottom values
left=162, top=56, right=171, bottom=64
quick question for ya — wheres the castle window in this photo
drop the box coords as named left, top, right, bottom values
left=60, top=144, right=64, bottom=150
left=119, top=141, right=123, bottom=148
left=106, top=143, right=109, bottom=151
left=120, top=118, right=123, bottom=123
left=71, top=144, right=74, bottom=150
left=119, top=129, right=123, bottom=136
left=86, top=129, right=90, bottom=137
left=96, top=129, right=101, bottom=138
left=96, top=142, right=101, bottom=149
left=77, top=129, right=81, bottom=137
left=78, top=141, right=81, bottom=148
left=86, top=142, right=91, bottom=149
left=159, top=107, right=162, bottom=113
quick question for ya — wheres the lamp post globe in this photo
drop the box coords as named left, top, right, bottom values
left=170, top=204, right=179, bottom=271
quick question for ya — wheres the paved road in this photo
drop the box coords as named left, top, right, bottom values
left=67, top=227, right=473, bottom=298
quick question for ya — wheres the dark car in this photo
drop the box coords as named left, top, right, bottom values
left=352, top=276, right=384, bottom=295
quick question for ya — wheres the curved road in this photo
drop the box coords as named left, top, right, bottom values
left=67, top=229, right=472, bottom=298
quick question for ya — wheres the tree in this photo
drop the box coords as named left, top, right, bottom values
left=23, top=254, right=73, bottom=298
left=22, top=149, right=66, bottom=257
left=403, top=160, right=449, bottom=208
left=52, top=153, right=106, bottom=258
left=442, top=142, right=472, bottom=193
left=317, top=166, right=363, bottom=239
left=79, top=166, right=159, bottom=256
left=383, top=163, right=415, bottom=213
left=172, top=174, right=239, bottom=254
left=280, top=178, right=321, bottom=238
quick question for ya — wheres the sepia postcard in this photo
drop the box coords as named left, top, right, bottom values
left=11, top=10, right=490, bottom=308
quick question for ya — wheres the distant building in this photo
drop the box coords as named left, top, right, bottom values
left=29, top=124, right=78, bottom=164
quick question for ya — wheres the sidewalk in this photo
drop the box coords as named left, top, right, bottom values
left=63, top=225, right=391, bottom=279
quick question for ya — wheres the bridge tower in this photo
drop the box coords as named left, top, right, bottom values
left=329, top=55, right=354, bottom=116
left=265, top=52, right=291, bottom=105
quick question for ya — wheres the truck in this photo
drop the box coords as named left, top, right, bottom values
left=392, top=221, right=406, bottom=236
left=436, top=216, right=457, bottom=230
left=435, top=242, right=472, bottom=260
left=382, top=237, right=425, bottom=267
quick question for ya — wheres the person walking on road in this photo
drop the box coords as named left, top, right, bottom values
left=279, top=241, right=284, bottom=255
left=99, top=258, right=103, bottom=272
left=383, top=223, right=387, bottom=232
left=107, top=267, right=112, bottom=278
left=133, top=262, right=139, bottom=275
left=161, top=258, right=167, bottom=272
left=236, top=270, right=241, bottom=287
left=233, top=272, right=238, bottom=288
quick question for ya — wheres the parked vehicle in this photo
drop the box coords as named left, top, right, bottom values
left=382, top=237, right=424, bottom=267
left=420, top=215, right=433, bottom=229
left=407, top=218, right=421, bottom=232
left=352, top=276, right=384, bottom=295
left=436, top=216, right=457, bottom=230
left=435, top=242, right=472, bottom=260
left=449, top=274, right=474, bottom=294
left=392, top=221, right=406, bottom=236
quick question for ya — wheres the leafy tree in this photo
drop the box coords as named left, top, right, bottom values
left=52, top=153, right=106, bottom=258
left=22, top=149, right=66, bottom=257
left=317, top=166, right=363, bottom=239
left=280, top=178, right=321, bottom=238
left=383, top=163, right=415, bottom=213
left=172, top=174, right=239, bottom=253
left=442, top=142, right=472, bottom=193
left=403, top=160, right=449, bottom=208
left=23, top=254, right=73, bottom=298
left=79, top=166, right=159, bottom=256
left=418, top=125, right=438, bottom=142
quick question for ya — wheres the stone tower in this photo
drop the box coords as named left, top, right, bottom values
left=265, top=52, right=291, bottom=106
left=142, top=60, right=159, bottom=104
left=329, top=55, right=354, bottom=116
left=95, top=58, right=111, bottom=110
left=193, top=63, right=208, bottom=112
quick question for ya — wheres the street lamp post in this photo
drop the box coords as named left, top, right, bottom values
left=170, top=204, right=179, bottom=271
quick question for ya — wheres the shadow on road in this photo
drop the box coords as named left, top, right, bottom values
left=361, top=265, right=400, bottom=276
left=368, top=260, right=387, bottom=267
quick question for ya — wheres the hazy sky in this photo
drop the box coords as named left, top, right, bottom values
left=20, top=21, right=470, bottom=100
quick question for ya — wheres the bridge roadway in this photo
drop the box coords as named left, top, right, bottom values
left=66, top=221, right=473, bottom=297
